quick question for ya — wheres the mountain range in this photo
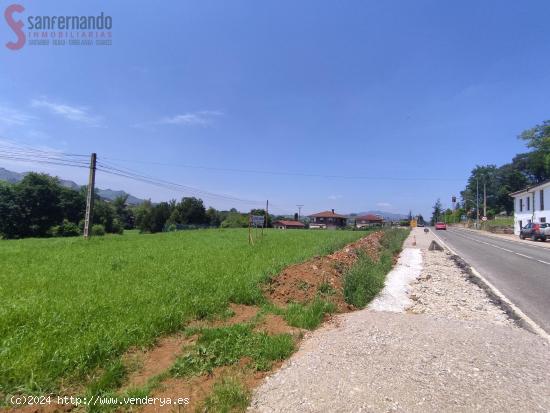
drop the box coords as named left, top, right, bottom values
left=0, top=167, right=145, bottom=205
left=1, top=167, right=411, bottom=217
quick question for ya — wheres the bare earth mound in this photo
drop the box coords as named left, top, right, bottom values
left=265, top=232, right=384, bottom=311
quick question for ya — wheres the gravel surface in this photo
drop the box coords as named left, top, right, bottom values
left=249, top=312, right=550, bottom=413
left=250, top=230, right=550, bottom=412
left=409, top=250, right=514, bottom=326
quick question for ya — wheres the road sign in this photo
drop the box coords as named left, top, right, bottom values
left=481, top=216, right=488, bottom=221
left=251, top=215, right=265, bottom=227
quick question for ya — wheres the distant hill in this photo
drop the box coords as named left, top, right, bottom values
left=349, top=210, right=409, bottom=221
left=0, top=167, right=144, bottom=205
left=96, top=189, right=144, bottom=205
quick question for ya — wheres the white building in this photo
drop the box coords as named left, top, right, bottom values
left=510, top=179, right=550, bottom=235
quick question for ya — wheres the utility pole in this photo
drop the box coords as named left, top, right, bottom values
left=263, top=200, right=268, bottom=236
left=483, top=181, right=487, bottom=219
left=83, top=153, right=97, bottom=239
left=476, top=178, right=480, bottom=230
left=296, top=205, right=304, bottom=220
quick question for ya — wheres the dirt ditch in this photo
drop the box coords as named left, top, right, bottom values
left=265, top=231, right=384, bottom=312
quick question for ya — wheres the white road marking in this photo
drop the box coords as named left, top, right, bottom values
left=446, top=230, right=549, bottom=266
left=453, top=227, right=550, bottom=252
left=429, top=229, right=550, bottom=342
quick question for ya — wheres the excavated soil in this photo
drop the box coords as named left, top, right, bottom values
left=265, top=232, right=384, bottom=312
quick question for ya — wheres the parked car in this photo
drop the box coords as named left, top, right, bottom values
left=435, top=222, right=447, bottom=230
left=520, top=223, right=549, bottom=241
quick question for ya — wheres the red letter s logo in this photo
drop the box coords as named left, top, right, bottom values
left=5, top=4, right=25, bottom=50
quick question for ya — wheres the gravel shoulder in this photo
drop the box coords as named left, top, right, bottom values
left=249, top=229, right=550, bottom=412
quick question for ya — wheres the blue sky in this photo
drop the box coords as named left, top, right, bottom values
left=1, top=0, right=549, bottom=217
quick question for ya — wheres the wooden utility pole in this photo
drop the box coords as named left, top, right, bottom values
left=83, top=153, right=97, bottom=239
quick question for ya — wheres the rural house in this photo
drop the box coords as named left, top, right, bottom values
left=273, top=220, right=305, bottom=229
left=308, top=209, right=347, bottom=229
left=510, top=179, right=550, bottom=234
left=354, top=214, right=384, bottom=228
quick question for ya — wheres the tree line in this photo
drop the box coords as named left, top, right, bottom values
left=431, top=119, right=550, bottom=223
left=0, top=172, right=273, bottom=239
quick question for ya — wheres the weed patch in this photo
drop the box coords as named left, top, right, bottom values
left=202, top=377, right=250, bottom=413
left=283, top=299, right=335, bottom=330
left=171, top=324, right=295, bottom=377
left=344, top=229, right=409, bottom=308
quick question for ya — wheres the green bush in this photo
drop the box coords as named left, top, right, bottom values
left=111, top=219, right=124, bottom=235
left=343, top=229, right=409, bottom=308
left=91, top=224, right=106, bottom=236
left=61, top=220, right=81, bottom=237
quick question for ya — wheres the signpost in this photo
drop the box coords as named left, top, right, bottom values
left=251, top=215, right=265, bottom=227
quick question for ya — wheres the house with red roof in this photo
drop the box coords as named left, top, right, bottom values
left=273, top=220, right=305, bottom=229
left=354, top=214, right=384, bottom=228
left=308, top=209, right=347, bottom=229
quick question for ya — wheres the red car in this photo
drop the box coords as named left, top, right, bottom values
left=435, top=222, right=447, bottom=230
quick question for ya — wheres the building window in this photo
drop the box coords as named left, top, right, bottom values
left=541, top=190, right=545, bottom=211
left=519, top=220, right=522, bottom=229
left=527, top=196, right=530, bottom=211
left=520, top=198, right=523, bottom=212
left=541, top=217, right=546, bottom=223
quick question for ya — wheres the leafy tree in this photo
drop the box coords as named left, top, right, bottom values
left=220, top=212, right=248, bottom=228
left=169, top=197, right=207, bottom=225
left=518, top=120, right=550, bottom=182
left=206, top=207, right=222, bottom=227
left=430, top=199, right=443, bottom=225
left=16, top=173, right=64, bottom=237
left=0, top=182, right=24, bottom=239
left=150, top=202, right=172, bottom=232
left=135, top=200, right=154, bottom=233
left=112, top=195, right=134, bottom=229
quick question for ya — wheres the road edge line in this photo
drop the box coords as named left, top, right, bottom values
left=430, top=229, right=550, bottom=343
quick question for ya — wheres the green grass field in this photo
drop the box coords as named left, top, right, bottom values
left=0, top=229, right=365, bottom=396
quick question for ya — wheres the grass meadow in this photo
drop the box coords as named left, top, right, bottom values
left=0, top=228, right=365, bottom=396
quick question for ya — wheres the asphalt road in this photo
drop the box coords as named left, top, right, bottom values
left=433, top=227, right=550, bottom=334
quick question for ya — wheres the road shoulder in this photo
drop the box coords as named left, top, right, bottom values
left=249, top=228, right=550, bottom=413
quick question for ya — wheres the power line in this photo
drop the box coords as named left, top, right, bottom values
left=101, top=155, right=463, bottom=182
left=96, top=160, right=269, bottom=206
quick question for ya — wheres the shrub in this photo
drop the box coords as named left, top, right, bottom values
left=61, top=220, right=80, bottom=237
left=91, top=224, right=106, bottom=236
left=343, top=229, right=409, bottom=308
left=111, top=219, right=124, bottom=235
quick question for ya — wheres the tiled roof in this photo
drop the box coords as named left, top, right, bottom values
left=355, top=214, right=384, bottom=221
left=309, top=210, right=347, bottom=219
left=274, top=220, right=305, bottom=227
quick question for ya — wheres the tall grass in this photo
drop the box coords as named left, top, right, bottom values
left=343, top=229, right=409, bottom=308
left=0, top=228, right=363, bottom=395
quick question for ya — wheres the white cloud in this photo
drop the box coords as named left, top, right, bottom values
left=136, top=110, right=224, bottom=128
left=328, top=194, right=343, bottom=200
left=31, top=98, right=101, bottom=126
left=0, top=104, right=34, bottom=126
left=376, top=202, right=392, bottom=207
